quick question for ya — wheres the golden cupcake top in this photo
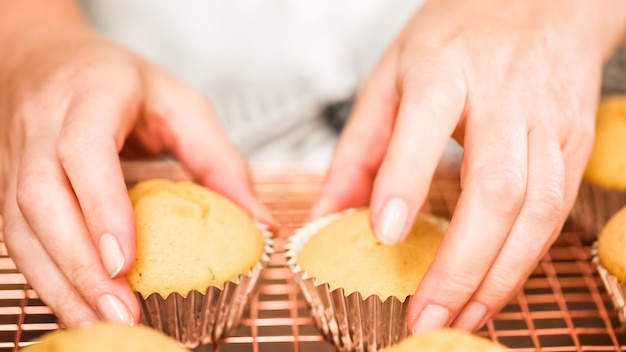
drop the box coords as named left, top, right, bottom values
left=20, top=323, right=187, bottom=352
left=127, top=179, right=265, bottom=297
left=296, top=208, right=447, bottom=301
left=598, top=205, right=626, bottom=281
left=583, top=95, right=626, bottom=189
left=381, top=329, right=506, bottom=351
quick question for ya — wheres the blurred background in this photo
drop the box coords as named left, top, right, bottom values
left=79, top=1, right=626, bottom=167
left=80, top=0, right=427, bottom=166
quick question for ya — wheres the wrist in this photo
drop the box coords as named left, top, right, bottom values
left=579, top=1, right=626, bottom=62
left=422, top=0, right=626, bottom=63
left=0, top=0, right=91, bottom=67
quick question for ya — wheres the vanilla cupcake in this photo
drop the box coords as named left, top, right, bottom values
left=381, top=329, right=506, bottom=352
left=571, top=96, right=626, bottom=239
left=594, top=204, right=626, bottom=325
left=127, top=179, right=273, bottom=348
left=286, top=208, right=448, bottom=351
left=20, top=323, right=187, bottom=352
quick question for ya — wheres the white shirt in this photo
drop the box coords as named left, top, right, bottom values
left=80, top=0, right=425, bottom=163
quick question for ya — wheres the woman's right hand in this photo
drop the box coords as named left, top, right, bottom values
left=0, top=0, right=274, bottom=327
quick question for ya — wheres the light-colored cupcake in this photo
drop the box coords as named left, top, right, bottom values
left=571, top=95, right=626, bottom=239
left=20, top=323, right=187, bottom=352
left=287, top=208, right=448, bottom=351
left=381, top=329, right=507, bottom=352
left=594, top=204, right=626, bottom=324
left=127, top=179, right=273, bottom=348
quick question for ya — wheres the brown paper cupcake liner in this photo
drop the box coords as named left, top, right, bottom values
left=135, top=224, right=274, bottom=348
left=592, top=242, right=626, bottom=325
left=286, top=209, right=448, bottom=351
left=571, top=180, right=626, bottom=241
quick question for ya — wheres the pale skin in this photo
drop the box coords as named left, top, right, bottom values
left=0, top=0, right=276, bottom=326
left=0, top=0, right=625, bottom=334
left=312, top=0, right=626, bottom=333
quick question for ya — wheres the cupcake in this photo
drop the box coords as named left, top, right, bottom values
left=593, top=204, right=626, bottom=324
left=286, top=208, right=448, bottom=351
left=571, top=95, right=626, bottom=239
left=127, top=179, right=273, bottom=348
left=381, top=328, right=506, bottom=352
left=20, top=323, right=187, bottom=352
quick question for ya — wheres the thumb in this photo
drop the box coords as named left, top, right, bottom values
left=143, top=72, right=278, bottom=230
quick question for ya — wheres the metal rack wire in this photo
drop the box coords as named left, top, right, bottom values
left=0, top=161, right=625, bottom=351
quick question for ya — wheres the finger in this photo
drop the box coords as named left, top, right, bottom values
left=310, top=50, right=399, bottom=219
left=3, top=183, right=99, bottom=327
left=561, top=114, right=595, bottom=219
left=369, top=61, right=466, bottom=245
left=58, top=89, right=139, bottom=279
left=144, top=73, right=278, bottom=229
left=17, top=137, right=138, bottom=325
left=407, top=109, right=528, bottom=334
left=451, top=126, right=565, bottom=331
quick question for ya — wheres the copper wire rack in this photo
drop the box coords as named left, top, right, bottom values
left=0, top=161, right=625, bottom=351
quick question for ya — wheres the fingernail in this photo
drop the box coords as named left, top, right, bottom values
left=97, top=294, right=134, bottom=325
left=453, top=302, right=487, bottom=331
left=99, top=233, right=124, bottom=279
left=411, top=304, right=450, bottom=335
left=375, top=197, right=409, bottom=245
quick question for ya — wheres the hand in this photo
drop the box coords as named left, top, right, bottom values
left=0, top=2, right=274, bottom=327
left=313, top=0, right=626, bottom=333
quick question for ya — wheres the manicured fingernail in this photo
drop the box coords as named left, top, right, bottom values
left=411, top=304, right=450, bottom=335
left=375, top=197, right=409, bottom=245
left=453, top=302, right=487, bottom=331
left=97, top=294, right=134, bottom=325
left=99, top=233, right=124, bottom=279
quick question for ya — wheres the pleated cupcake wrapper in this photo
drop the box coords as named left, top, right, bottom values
left=571, top=180, right=626, bottom=241
left=592, top=242, right=626, bottom=326
left=286, top=209, right=411, bottom=352
left=135, top=224, right=274, bottom=348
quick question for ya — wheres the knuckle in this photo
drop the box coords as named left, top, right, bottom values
left=400, top=51, right=465, bottom=99
left=70, top=63, right=106, bottom=86
left=430, top=271, right=480, bottom=307
left=37, top=286, right=97, bottom=327
left=523, top=183, right=564, bottom=227
left=476, top=260, right=530, bottom=305
left=53, top=298, right=96, bottom=328
left=473, top=165, right=525, bottom=216
left=476, top=271, right=518, bottom=304
left=56, top=137, right=78, bottom=167
left=80, top=200, right=105, bottom=225
left=15, top=179, right=42, bottom=216
left=69, top=60, right=123, bottom=90
left=65, top=260, right=104, bottom=294
left=402, top=71, right=464, bottom=108
left=56, top=124, right=97, bottom=166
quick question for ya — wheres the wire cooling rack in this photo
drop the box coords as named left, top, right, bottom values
left=0, top=160, right=625, bottom=351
